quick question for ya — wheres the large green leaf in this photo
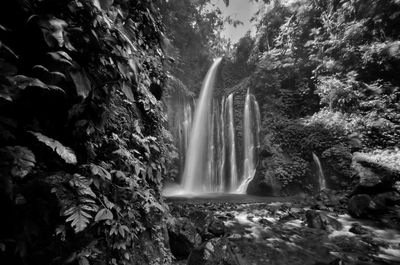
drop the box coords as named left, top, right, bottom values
left=94, top=208, right=113, bottom=222
left=7, top=75, right=65, bottom=97
left=0, top=146, right=35, bottom=178
left=70, top=69, right=91, bottom=99
left=88, top=163, right=111, bottom=180
left=99, top=0, right=114, bottom=9
left=121, top=81, right=134, bottom=102
left=92, top=0, right=113, bottom=10
left=39, top=18, right=68, bottom=48
left=30, top=131, right=77, bottom=164
left=46, top=51, right=73, bottom=70
left=32, top=65, right=66, bottom=85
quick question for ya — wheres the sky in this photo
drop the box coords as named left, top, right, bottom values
left=210, top=0, right=263, bottom=43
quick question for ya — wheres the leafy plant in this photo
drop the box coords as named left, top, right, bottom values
left=0, top=0, right=173, bottom=264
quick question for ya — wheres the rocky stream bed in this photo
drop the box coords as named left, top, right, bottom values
left=165, top=193, right=400, bottom=265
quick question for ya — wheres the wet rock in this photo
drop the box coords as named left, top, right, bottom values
left=377, top=212, right=400, bottom=230
left=351, top=183, right=399, bottom=197
left=226, top=212, right=235, bottom=219
left=246, top=214, right=255, bottom=222
left=352, top=152, right=400, bottom=187
left=259, top=148, right=273, bottom=158
left=305, top=210, right=342, bottom=231
left=246, top=170, right=275, bottom=196
left=207, top=219, right=226, bottom=237
left=168, top=217, right=202, bottom=259
left=311, top=203, right=329, bottom=211
left=188, top=210, right=209, bottom=232
left=279, top=211, right=301, bottom=222
left=349, top=223, right=368, bottom=235
left=324, top=214, right=343, bottom=231
left=258, top=218, right=273, bottom=226
left=187, top=238, right=245, bottom=265
left=305, top=210, right=325, bottom=230
left=348, top=194, right=373, bottom=218
left=373, top=191, right=400, bottom=209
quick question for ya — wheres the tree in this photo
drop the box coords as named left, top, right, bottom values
left=159, top=0, right=228, bottom=93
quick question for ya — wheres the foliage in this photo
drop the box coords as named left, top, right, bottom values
left=0, top=0, right=173, bottom=264
left=223, top=0, right=400, bottom=193
left=271, top=155, right=309, bottom=188
left=316, top=76, right=361, bottom=112
left=353, top=149, right=400, bottom=173
left=322, top=145, right=353, bottom=179
left=272, top=118, right=343, bottom=157
left=159, top=0, right=224, bottom=94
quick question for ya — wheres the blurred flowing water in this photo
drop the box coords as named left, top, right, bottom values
left=181, top=58, right=223, bottom=193
left=312, top=152, right=326, bottom=191
left=236, top=89, right=261, bottom=194
left=166, top=58, right=262, bottom=196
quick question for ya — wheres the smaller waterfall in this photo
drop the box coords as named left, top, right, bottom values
left=183, top=103, right=192, bottom=152
left=206, top=108, right=215, bottom=191
left=226, top=94, right=238, bottom=191
left=218, top=97, right=226, bottom=191
left=236, top=89, right=261, bottom=194
left=312, top=152, right=326, bottom=191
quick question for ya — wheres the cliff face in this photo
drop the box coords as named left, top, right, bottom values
left=163, top=76, right=194, bottom=181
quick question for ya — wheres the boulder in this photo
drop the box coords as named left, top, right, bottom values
left=187, top=238, right=245, bottom=265
left=246, top=171, right=275, bottom=196
left=352, top=152, right=400, bottom=187
left=323, top=214, right=343, bottom=231
left=349, top=223, right=368, bottom=235
left=305, top=210, right=343, bottom=231
left=373, top=191, right=400, bottom=208
left=188, top=210, right=209, bottom=232
left=258, top=218, right=273, bottom=226
left=350, top=183, right=399, bottom=197
left=207, top=218, right=226, bottom=237
left=310, top=202, right=329, bottom=211
left=348, top=194, right=373, bottom=218
left=259, top=148, right=273, bottom=158
left=305, top=210, right=325, bottom=230
left=168, top=217, right=202, bottom=259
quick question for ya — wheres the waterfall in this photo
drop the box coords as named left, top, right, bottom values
left=182, top=58, right=222, bottom=193
left=226, top=94, right=238, bottom=191
left=170, top=58, right=261, bottom=196
left=183, top=103, right=192, bottom=152
left=312, top=152, right=326, bottom=191
left=236, top=89, right=261, bottom=194
left=218, top=97, right=226, bottom=192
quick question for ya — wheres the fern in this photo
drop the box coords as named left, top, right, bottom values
left=64, top=204, right=94, bottom=233
left=30, top=131, right=77, bottom=165
left=51, top=173, right=98, bottom=233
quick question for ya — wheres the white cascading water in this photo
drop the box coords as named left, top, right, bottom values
left=169, top=58, right=260, bottom=195
left=218, top=97, right=226, bottom=191
left=312, top=152, right=326, bottom=191
left=182, top=58, right=222, bottom=193
left=226, top=94, right=238, bottom=190
left=207, top=105, right=216, bottom=191
left=236, top=89, right=261, bottom=194
left=183, top=103, right=192, bottom=152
